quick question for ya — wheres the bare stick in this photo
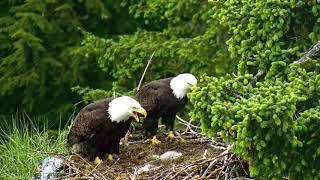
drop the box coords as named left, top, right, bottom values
left=208, top=166, right=224, bottom=178
left=137, top=52, right=155, bottom=91
left=248, top=69, right=264, bottom=86
left=202, top=149, right=208, bottom=159
left=236, top=156, right=249, bottom=176
left=74, top=100, right=83, bottom=107
left=176, top=115, right=200, bottom=129
left=293, top=40, right=320, bottom=64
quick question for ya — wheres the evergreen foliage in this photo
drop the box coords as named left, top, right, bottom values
left=0, top=0, right=232, bottom=118
left=72, top=0, right=232, bottom=100
left=0, top=0, right=133, bottom=117
left=189, top=0, right=320, bottom=178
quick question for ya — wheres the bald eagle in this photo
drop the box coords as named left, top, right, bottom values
left=67, top=96, right=147, bottom=164
left=136, top=73, right=197, bottom=145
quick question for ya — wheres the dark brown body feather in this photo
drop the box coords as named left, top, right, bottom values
left=136, top=78, right=187, bottom=137
left=67, top=98, right=131, bottom=160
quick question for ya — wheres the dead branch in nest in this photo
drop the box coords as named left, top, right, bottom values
left=293, top=40, right=320, bottom=64
left=73, top=100, right=83, bottom=108
left=176, top=115, right=203, bottom=141
left=176, top=115, right=200, bottom=130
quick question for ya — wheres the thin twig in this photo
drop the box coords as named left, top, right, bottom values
left=176, top=115, right=200, bottom=129
left=208, top=166, right=224, bottom=177
left=74, top=100, right=83, bottom=107
left=137, top=52, right=155, bottom=91
left=201, top=159, right=216, bottom=178
left=202, top=149, right=208, bottom=159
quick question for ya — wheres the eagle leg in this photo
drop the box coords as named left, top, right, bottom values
left=107, top=154, right=113, bottom=161
left=94, top=156, right=103, bottom=165
left=71, top=143, right=83, bottom=154
left=122, top=130, right=130, bottom=146
left=165, top=131, right=177, bottom=141
left=151, top=136, right=161, bottom=145
left=163, top=116, right=177, bottom=141
left=104, top=154, right=120, bottom=161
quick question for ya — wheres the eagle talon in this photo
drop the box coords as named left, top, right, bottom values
left=165, top=131, right=177, bottom=141
left=94, top=156, right=103, bottom=165
left=107, top=154, right=113, bottom=161
left=151, top=136, right=161, bottom=145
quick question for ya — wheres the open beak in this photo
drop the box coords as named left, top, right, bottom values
left=132, top=107, right=147, bottom=122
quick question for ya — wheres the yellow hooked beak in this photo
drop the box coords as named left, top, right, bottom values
left=131, top=107, right=147, bottom=122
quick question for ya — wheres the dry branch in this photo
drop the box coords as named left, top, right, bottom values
left=293, top=40, right=320, bottom=64
left=249, top=69, right=264, bottom=86
left=176, top=115, right=200, bottom=130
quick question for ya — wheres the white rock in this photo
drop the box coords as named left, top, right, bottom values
left=137, top=164, right=161, bottom=174
left=159, top=151, right=182, bottom=161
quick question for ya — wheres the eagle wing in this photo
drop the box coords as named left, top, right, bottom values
left=68, top=100, right=111, bottom=145
left=136, top=79, right=172, bottom=115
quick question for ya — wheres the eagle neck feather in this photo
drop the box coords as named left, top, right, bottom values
left=108, top=100, right=130, bottom=123
left=170, top=77, right=189, bottom=99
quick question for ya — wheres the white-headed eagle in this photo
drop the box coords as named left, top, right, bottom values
left=67, top=96, right=147, bottom=164
left=136, top=73, right=197, bottom=145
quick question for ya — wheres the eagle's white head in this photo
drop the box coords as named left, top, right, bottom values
left=108, top=96, right=147, bottom=123
left=170, top=73, right=197, bottom=99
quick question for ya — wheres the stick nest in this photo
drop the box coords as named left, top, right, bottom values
left=33, top=119, right=250, bottom=179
